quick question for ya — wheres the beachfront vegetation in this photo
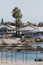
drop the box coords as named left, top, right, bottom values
left=12, top=7, right=23, bottom=34
left=38, top=22, right=43, bottom=26
left=1, top=18, right=4, bottom=25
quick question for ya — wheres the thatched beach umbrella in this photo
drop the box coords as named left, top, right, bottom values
left=34, top=46, right=42, bottom=61
left=0, top=44, right=6, bottom=63
left=0, top=42, right=9, bottom=62
left=4, top=45, right=14, bottom=63
left=5, top=43, right=18, bottom=62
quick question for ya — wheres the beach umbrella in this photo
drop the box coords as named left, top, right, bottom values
left=34, top=46, right=42, bottom=51
left=1, top=43, right=13, bottom=63
left=0, top=43, right=8, bottom=61
left=9, top=43, right=16, bottom=62
left=0, top=42, right=8, bottom=63
left=4, top=45, right=14, bottom=63
left=5, top=44, right=17, bottom=62
left=34, top=46, right=42, bottom=60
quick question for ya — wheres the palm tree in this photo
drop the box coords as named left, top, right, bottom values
left=12, top=7, right=22, bottom=35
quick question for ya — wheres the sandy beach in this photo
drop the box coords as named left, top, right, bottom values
left=0, top=60, right=43, bottom=65
left=0, top=58, right=42, bottom=65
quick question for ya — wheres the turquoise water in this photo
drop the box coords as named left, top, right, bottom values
left=0, top=51, right=43, bottom=61
left=31, top=42, right=43, bottom=48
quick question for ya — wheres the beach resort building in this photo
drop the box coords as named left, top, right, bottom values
left=19, top=26, right=43, bottom=38
left=0, top=25, right=16, bottom=33
left=0, top=24, right=43, bottom=38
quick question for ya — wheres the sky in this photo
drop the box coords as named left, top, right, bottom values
left=0, top=0, right=43, bottom=24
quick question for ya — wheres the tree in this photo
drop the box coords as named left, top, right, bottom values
left=1, top=18, right=4, bottom=25
left=12, top=7, right=22, bottom=34
left=38, top=22, right=43, bottom=27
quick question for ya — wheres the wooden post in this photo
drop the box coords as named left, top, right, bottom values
left=1, top=51, right=3, bottom=63
left=6, top=51, right=7, bottom=63
left=15, top=52, right=16, bottom=62
left=22, top=52, right=24, bottom=62
left=11, top=50, right=13, bottom=62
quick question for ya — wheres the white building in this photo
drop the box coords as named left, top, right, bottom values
left=19, top=26, right=43, bottom=38
left=0, top=24, right=43, bottom=38
left=0, top=25, right=16, bottom=33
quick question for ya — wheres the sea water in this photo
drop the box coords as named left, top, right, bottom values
left=0, top=51, right=43, bottom=61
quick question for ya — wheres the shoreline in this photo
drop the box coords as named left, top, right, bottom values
left=0, top=59, right=43, bottom=65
